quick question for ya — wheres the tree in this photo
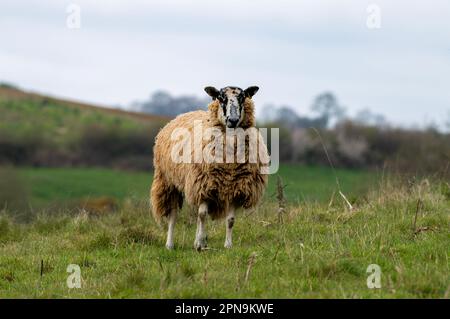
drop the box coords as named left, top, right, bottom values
left=276, top=106, right=300, bottom=127
left=355, top=108, right=387, bottom=127
left=137, top=90, right=209, bottom=117
left=310, top=92, right=345, bottom=128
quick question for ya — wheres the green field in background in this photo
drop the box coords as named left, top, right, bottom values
left=18, top=165, right=378, bottom=208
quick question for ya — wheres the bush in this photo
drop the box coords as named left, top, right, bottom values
left=259, top=119, right=450, bottom=177
left=73, top=124, right=158, bottom=168
left=0, top=130, right=43, bottom=165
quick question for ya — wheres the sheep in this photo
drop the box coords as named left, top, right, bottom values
left=150, top=86, right=269, bottom=250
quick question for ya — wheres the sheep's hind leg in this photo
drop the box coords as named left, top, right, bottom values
left=224, top=206, right=235, bottom=249
left=194, top=203, right=208, bottom=251
left=165, top=208, right=177, bottom=250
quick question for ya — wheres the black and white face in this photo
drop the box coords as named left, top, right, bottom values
left=205, top=86, right=259, bottom=128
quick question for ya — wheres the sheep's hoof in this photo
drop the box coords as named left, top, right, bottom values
left=194, top=236, right=208, bottom=252
left=224, top=241, right=232, bottom=249
left=165, top=243, right=174, bottom=250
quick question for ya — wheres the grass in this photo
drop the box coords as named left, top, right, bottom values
left=18, top=168, right=152, bottom=207
left=17, top=165, right=376, bottom=208
left=0, top=167, right=448, bottom=298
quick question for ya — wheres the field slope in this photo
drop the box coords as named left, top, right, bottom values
left=0, top=85, right=167, bottom=144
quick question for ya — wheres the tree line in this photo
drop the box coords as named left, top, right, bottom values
left=0, top=89, right=448, bottom=177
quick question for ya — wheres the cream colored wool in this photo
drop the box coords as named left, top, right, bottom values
left=150, top=98, right=268, bottom=220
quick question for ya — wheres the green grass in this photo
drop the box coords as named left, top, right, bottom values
left=0, top=167, right=448, bottom=298
left=18, top=168, right=152, bottom=207
left=0, top=96, right=138, bottom=144
left=18, top=165, right=376, bottom=208
left=266, top=164, right=376, bottom=203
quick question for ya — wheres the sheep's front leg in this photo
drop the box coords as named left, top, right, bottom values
left=194, top=203, right=208, bottom=251
left=165, top=208, right=177, bottom=250
left=224, top=206, right=235, bottom=249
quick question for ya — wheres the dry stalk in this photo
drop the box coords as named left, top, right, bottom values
left=202, top=265, right=208, bottom=286
left=339, top=191, right=353, bottom=211
left=276, top=175, right=286, bottom=223
left=412, top=199, right=422, bottom=234
left=311, top=127, right=354, bottom=211
left=244, top=252, right=258, bottom=285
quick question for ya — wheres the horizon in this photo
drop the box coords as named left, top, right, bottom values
left=2, top=82, right=449, bottom=132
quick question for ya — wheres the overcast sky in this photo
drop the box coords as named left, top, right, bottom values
left=1, top=0, right=449, bottom=128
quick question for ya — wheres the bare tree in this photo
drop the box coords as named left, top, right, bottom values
left=137, top=90, right=209, bottom=117
left=355, top=108, right=388, bottom=127
left=311, top=92, right=346, bottom=128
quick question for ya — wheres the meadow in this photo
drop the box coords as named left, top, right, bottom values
left=0, top=165, right=448, bottom=298
left=17, top=164, right=376, bottom=208
left=0, top=86, right=448, bottom=298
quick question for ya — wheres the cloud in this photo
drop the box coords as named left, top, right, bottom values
left=0, top=0, right=449, bottom=128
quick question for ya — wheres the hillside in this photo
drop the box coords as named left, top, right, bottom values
left=0, top=85, right=168, bottom=138
left=0, top=85, right=168, bottom=169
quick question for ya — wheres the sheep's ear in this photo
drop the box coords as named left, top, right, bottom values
left=204, top=86, right=219, bottom=100
left=244, top=86, right=259, bottom=98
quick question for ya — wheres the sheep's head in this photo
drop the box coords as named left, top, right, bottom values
left=205, top=86, right=259, bottom=129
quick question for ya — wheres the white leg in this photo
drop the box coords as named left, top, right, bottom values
left=165, top=209, right=177, bottom=250
left=224, top=206, right=235, bottom=249
left=194, top=203, right=208, bottom=251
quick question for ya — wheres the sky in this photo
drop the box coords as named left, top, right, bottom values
left=1, top=0, right=450, bottom=129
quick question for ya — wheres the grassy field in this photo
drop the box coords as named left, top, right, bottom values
left=0, top=166, right=448, bottom=298
left=17, top=164, right=377, bottom=208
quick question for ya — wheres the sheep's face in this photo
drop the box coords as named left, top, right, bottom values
left=205, top=86, right=259, bottom=128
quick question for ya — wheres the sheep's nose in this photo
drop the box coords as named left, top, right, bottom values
left=227, top=118, right=239, bottom=128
